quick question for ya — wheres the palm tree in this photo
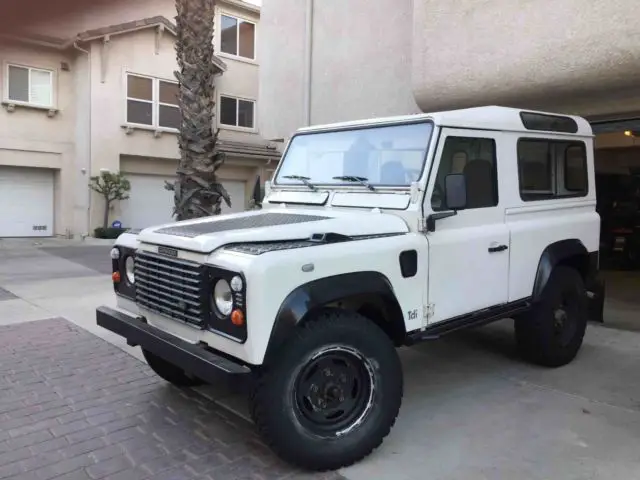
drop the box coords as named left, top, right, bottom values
left=166, top=0, right=231, bottom=221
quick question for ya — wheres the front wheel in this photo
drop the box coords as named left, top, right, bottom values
left=251, top=309, right=403, bottom=471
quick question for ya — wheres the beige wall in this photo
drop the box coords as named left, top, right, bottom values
left=214, top=2, right=261, bottom=143
left=0, top=41, right=78, bottom=236
left=260, top=0, right=640, bottom=140
left=2, top=0, right=268, bottom=236
left=412, top=0, right=640, bottom=116
left=27, top=0, right=177, bottom=39
left=86, top=22, right=266, bottom=230
left=86, top=28, right=182, bottom=229
left=259, top=0, right=419, bottom=141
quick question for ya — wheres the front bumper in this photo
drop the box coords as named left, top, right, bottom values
left=96, top=306, right=252, bottom=382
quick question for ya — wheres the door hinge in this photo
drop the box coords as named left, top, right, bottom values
left=422, top=304, right=434, bottom=328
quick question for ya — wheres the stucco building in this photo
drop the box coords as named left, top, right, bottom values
left=259, top=0, right=640, bottom=173
left=0, top=0, right=277, bottom=238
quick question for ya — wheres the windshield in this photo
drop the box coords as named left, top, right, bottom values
left=275, top=121, right=433, bottom=187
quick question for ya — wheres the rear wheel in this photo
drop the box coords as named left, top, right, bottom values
left=515, top=266, right=588, bottom=367
left=251, top=309, right=403, bottom=471
left=142, top=349, right=205, bottom=387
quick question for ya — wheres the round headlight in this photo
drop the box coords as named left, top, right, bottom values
left=230, top=275, right=243, bottom=292
left=110, top=247, right=120, bottom=260
left=125, top=256, right=135, bottom=284
left=213, top=279, right=233, bottom=316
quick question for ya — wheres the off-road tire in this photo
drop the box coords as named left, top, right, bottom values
left=250, top=309, right=403, bottom=471
left=142, top=349, right=205, bottom=387
left=515, top=266, right=588, bottom=367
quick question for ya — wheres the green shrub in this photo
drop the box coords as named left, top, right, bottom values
left=94, top=227, right=128, bottom=239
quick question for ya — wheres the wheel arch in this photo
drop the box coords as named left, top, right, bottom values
left=532, top=239, right=591, bottom=301
left=263, top=271, right=405, bottom=363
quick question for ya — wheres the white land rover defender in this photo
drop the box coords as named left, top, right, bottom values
left=97, top=106, right=604, bottom=471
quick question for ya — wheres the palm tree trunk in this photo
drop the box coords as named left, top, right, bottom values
left=166, top=0, right=230, bottom=221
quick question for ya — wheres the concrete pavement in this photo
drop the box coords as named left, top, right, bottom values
left=1, top=240, right=640, bottom=479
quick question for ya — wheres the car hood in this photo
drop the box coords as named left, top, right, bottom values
left=136, top=208, right=410, bottom=253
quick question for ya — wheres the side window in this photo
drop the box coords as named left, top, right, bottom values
left=431, top=136, right=498, bottom=211
left=517, top=139, right=588, bottom=201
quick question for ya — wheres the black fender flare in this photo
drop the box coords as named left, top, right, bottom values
left=532, top=239, right=589, bottom=301
left=263, top=271, right=404, bottom=363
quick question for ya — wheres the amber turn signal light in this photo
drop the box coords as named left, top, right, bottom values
left=112, top=271, right=121, bottom=283
left=231, top=309, right=244, bottom=326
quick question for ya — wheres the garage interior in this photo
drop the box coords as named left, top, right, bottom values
left=591, top=116, right=640, bottom=332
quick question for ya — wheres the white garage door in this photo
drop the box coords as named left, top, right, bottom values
left=0, top=166, right=54, bottom=237
left=119, top=174, right=246, bottom=230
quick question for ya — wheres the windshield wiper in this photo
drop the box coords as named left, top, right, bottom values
left=282, top=175, right=317, bottom=191
left=332, top=175, right=376, bottom=191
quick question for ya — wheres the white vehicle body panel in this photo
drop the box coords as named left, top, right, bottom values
left=118, top=229, right=427, bottom=366
left=137, top=208, right=410, bottom=254
left=109, top=106, right=600, bottom=367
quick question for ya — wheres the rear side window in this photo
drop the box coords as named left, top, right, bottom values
left=517, top=139, right=588, bottom=201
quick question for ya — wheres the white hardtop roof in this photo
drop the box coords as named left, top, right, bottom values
left=296, top=105, right=593, bottom=137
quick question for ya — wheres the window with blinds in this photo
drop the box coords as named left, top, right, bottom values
left=7, top=65, right=53, bottom=107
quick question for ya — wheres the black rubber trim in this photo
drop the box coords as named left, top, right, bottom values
left=223, top=232, right=405, bottom=256
left=96, top=306, right=251, bottom=379
left=399, top=250, right=418, bottom=278
left=532, top=239, right=588, bottom=300
left=264, top=272, right=404, bottom=362
left=406, top=298, right=532, bottom=344
left=113, top=246, right=136, bottom=301
left=519, top=111, right=579, bottom=134
left=586, top=250, right=604, bottom=323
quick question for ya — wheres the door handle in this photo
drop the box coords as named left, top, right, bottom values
left=488, top=244, right=508, bottom=253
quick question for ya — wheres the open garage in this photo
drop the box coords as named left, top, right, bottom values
left=590, top=116, right=640, bottom=332
left=0, top=166, right=54, bottom=237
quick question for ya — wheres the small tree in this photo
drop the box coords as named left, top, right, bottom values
left=89, top=171, right=131, bottom=229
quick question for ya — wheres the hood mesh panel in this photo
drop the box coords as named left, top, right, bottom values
left=153, top=212, right=330, bottom=238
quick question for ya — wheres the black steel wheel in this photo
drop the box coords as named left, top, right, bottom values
left=293, top=345, right=375, bottom=438
left=515, top=266, right=588, bottom=367
left=251, top=309, right=403, bottom=471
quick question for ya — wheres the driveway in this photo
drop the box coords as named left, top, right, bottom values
left=1, top=239, right=639, bottom=480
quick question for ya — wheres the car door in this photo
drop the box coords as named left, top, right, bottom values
left=424, top=128, right=510, bottom=324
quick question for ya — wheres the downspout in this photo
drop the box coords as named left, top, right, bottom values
left=73, top=41, right=92, bottom=237
left=302, top=0, right=314, bottom=127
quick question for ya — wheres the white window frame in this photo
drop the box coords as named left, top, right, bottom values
left=218, top=12, right=257, bottom=62
left=124, top=72, right=180, bottom=132
left=4, top=63, right=55, bottom=109
left=218, top=93, right=256, bottom=132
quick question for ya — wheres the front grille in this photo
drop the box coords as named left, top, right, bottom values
left=134, top=251, right=208, bottom=327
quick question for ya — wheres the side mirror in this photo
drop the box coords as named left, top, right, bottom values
left=444, top=173, right=467, bottom=211
left=425, top=173, right=467, bottom=232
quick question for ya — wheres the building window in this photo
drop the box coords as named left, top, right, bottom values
left=219, top=95, right=255, bottom=129
left=7, top=65, right=53, bottom=107
left=220, top=14, right=256, bottom=59
left=126, top=73, right=180, bottom=130
left=517, top=138, right=588, bottom=201
left=431, top=136, right=498, bottom=210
